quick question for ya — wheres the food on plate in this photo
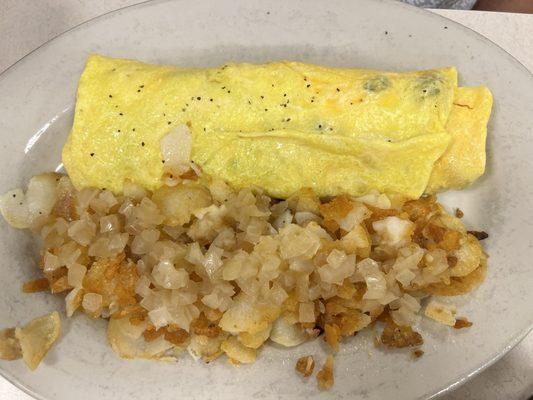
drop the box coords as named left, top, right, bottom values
left=453, top=317, right=473, bottom=329
left=0, top=56, right=492, bottom=388
left=295, top=355, right=315, bottom=377
left=316, top=355, right=334, bottom=389
left=412, top=349, right=424, bottom=359
left=0, top=171, right=487, bottom=380
left=0, top=312, right=61, bottom=370
left=427, top=86, right=492, bottom=193
left=62, top=55, right=492, bottom=198
left=424, top=300, right=457, bottom=326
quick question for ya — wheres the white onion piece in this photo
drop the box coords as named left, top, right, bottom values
left=82, top=293, right=103, bottom=314
left=108, top=317, right=173, bottom=360
left=25, top=174, right=59, bottom=222
left=270, top=317, right=308, bottom=347
left=221, top=336, right=256, bottom=364
left=152, top=261, right=188, bottom=289
left=0, top=189, right=29, bottom=228
left=160, top=124, right=192, bottom=175
left=67, top=263, right=87, bottom=287
left=65, top=287, right=83, bottom=317
left=43, top=251, right=60, bottom=273
left=298, top=302, right=315, bottom=323
left=0, top=173, right=58, bottom=229
left=373, top=216, right=414, bottom=247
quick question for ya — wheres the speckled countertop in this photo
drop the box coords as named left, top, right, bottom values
left=0, top=1, right=532, bottom=399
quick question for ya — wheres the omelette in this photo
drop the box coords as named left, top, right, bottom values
left=62, top=55, right=492, bottom=199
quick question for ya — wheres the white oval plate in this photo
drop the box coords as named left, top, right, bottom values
left=0, top=1, right=532, bottom=399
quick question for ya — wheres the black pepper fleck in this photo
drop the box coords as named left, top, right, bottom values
left=119, top=112, right=123, bottom=116
left=209, top=98, right=213, bottom=102
left=133, top=128, right=136, bottom=131
left=266, top=11, right=270, bottom=15
left=108, top=94, right=113, bottom=98
left=306, top=84, right=311, bottom=88
left=137, top=89, right=141, bottom=92
left=260, top=95, right=264, bottom=99
left=168, top=121, right=172, bottom=125
left=318, top=124, right=322, bottom=129
left=117, top=129, right=121, bottom=132
left=264, top=108, right=268, bottom=111
left=90, top=153, right=95, bottom=157
left=385, top=31, right=388, bottom=35
left=444, top=26, right=448, bottom=29
left=141, top=142, right=145, bottom=147
left=182, top=108, right=186, bottom=112
left=12, top=194, right=16, bottom=198
left=336, top=88, right=340, bottom=92
left=227, top=90, right=231, bottom=94
left=197, top=96, right=201, bottom=100
left=140, top=85, right=144, bottom=88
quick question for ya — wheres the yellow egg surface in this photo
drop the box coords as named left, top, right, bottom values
left=193, top=129, right=450, bottom=199
left=62, top=55, right=490, bottom=198
left=426, top=86, right=493, bottom=193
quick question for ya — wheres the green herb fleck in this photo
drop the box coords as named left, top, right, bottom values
left=364, top=75, right=390, bottom=92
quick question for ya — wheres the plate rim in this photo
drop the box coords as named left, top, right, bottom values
left=2, top=0, right=532, bottom=80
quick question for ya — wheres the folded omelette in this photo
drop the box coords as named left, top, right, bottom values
left=63, top=55, right=492, bottom=199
